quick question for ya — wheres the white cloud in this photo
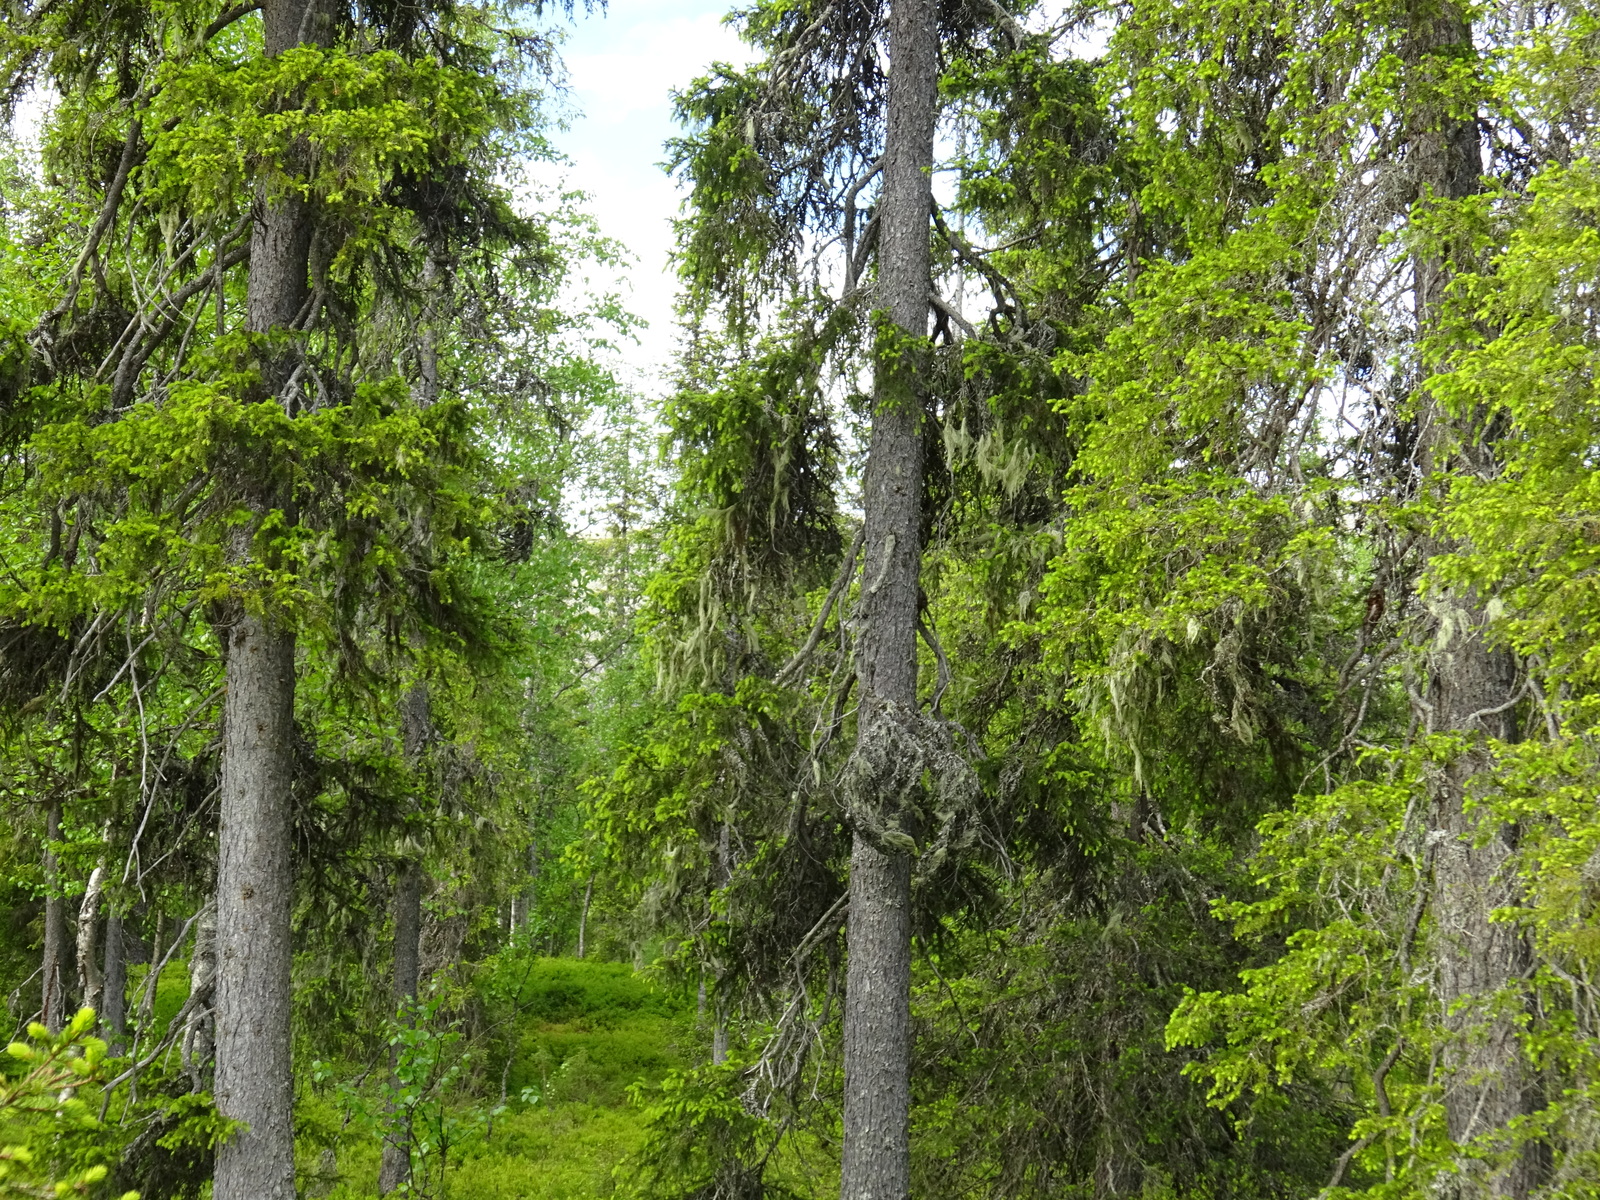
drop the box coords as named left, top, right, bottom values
left=541, top=1, right=755, bottom=394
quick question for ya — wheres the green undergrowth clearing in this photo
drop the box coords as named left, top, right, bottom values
left=309, top=956, right=698, bottom=1199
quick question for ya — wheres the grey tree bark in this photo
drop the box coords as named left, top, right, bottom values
left=379, top=682, right=429, bottom=1196
left=214, top=603, right=297, bottom=1200
left=102, top=907, right=126, bottom=1047
left=41, top=799, right=67, bottom=1032
left=213, top=8, right=330, bottom=1198
left=391, top=864, right=424, bottom=1012
left=510, top=838, right=537, bottom=939
left=711, top=820, right=733, bottom=1066
left=377, top=857, right=423, bottom=1193
left=841, top=2, right=939, bottom=1197
left=1407, top=8, right=1542, bottom=1195
left=184, top=902, right=218, bottom=1092
left=577, top=873, right=595, bottom=959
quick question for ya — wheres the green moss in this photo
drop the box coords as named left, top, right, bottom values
left=121, top=957, right=195, bottom=1036
left=306, top=957, right=693, bottom=1198
left=315, top=1104, right=649, bottom=1198
left=444, top=1105, right=647, bottom=1198
left=493, top=957, right=687, bottom=1025
left=510, top=1019, right=685, bottom=1106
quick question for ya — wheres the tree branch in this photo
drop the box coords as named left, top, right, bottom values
left=1321, top=1134, right=1373, bottom=1195
left=847, top=212, right=880, bottom=298
left=986, top=0, right=1030, bottom=49
left=204, top=3, right=264, bottom=43
left=918, top=614, right=952, bottom=715
left=931, top=205, right=1030, bottom=328
left=31, top=119, right=144, bottom=352
left=841, top=158, right=883, bottom=292
left=110, top=241, right=251, bottom=408
left=930, top=291, right=976, bottom=341
left=776, top=527, right=865, bottom=686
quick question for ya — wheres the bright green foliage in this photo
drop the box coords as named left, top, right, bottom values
left=1082, top=1, right=1600, bottom=1194
left=1167, top=144, right=1600, bottom=1191
left=2, top=0, right=1600, bottom=1196
left=317, top=996, right=487, bottom=1198
left=298, top=957, right=694, bottom=1199
left=0, top=0, right=638, bottom=1193
left=0, top=1009, right=139, bottom=1200
left=622, top=1061, right=813, bottom=1200
left=602, top=0, right=1600, bottom=1195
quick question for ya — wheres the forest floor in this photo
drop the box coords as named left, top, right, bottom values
left=305, top=957, right=694, bottom=1200
left=109, top=956, right=694, bottom=1200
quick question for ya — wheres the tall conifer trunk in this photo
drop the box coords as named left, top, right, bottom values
left=379, top=683, right=429, bottom=1195
left=40, top=799, right=67, bottom=1032
left=380, top=265, right=445, bottom=1190
left=102, top=907, right=126, bottom=1046
left=1409, top=7, right=1542, bottom=1193
left=841, top=2, right=938, bottom=1196
left=214, top=4, right=329, bottom=1197
left=214, top=615, right=295, bottom=1200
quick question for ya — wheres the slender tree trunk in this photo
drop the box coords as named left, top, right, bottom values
left=377, top=857, right=423, bottom=1193
left=75, top=864, right=105, bottom=1017
left=381, top=264, right=443, bottom=1191
left=527, top=835, right=540, bottom=929
left=136, top=910, right=166, bottom=1033
left=510, top=836, right=537, bottom=939
left=710, top=1003, right=731, bottom=1067
left=184, top=902, right=218, bottom=1092
left=711, top=820, right=732, bottom=1066
left=842, top=3, right=938, bottom=1197
left=41, top=800, right=67, bottom=1032
left=392, top=865, right=424, bottom=1012
left=1408, top=8, right=1542, bottom=1195
left=103, top=907, right=126, bottom=1047
left=577, top=873, right=594, bottom=959
left=213, top=6, right=329, bottom=1197
left=379, top=683, right=429, bottom=1196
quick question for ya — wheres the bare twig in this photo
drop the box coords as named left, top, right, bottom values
left=109, top=241, right=251, bottom=407
left=788, top=894, right=848, bottom=974
left=32, top=119, right=144, bottom=349
left=917, top=614, right=952, bottom=715
left=841, top=158, right=883, bottom=293
left=101, top=907, right=206, bottom=1114
left=204, top=2, right=264, bottom=42
left=775, top=527, right=864, bottom=686
left=929, top=291, right=976, bottom=341
left=931, top=206, right=1028, bottom=327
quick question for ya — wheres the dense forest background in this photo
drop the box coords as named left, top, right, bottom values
left=0, top=1, right=1597, bottom=1198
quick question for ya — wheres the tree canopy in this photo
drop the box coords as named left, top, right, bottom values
left=0, top=1, right=1597, bottom=1198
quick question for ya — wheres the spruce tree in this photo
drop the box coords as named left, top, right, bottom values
left=840, top=2, right=938, bottom=1194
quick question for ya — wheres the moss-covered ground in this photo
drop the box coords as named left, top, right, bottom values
left=306, top=958, right=696, bottom=1199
